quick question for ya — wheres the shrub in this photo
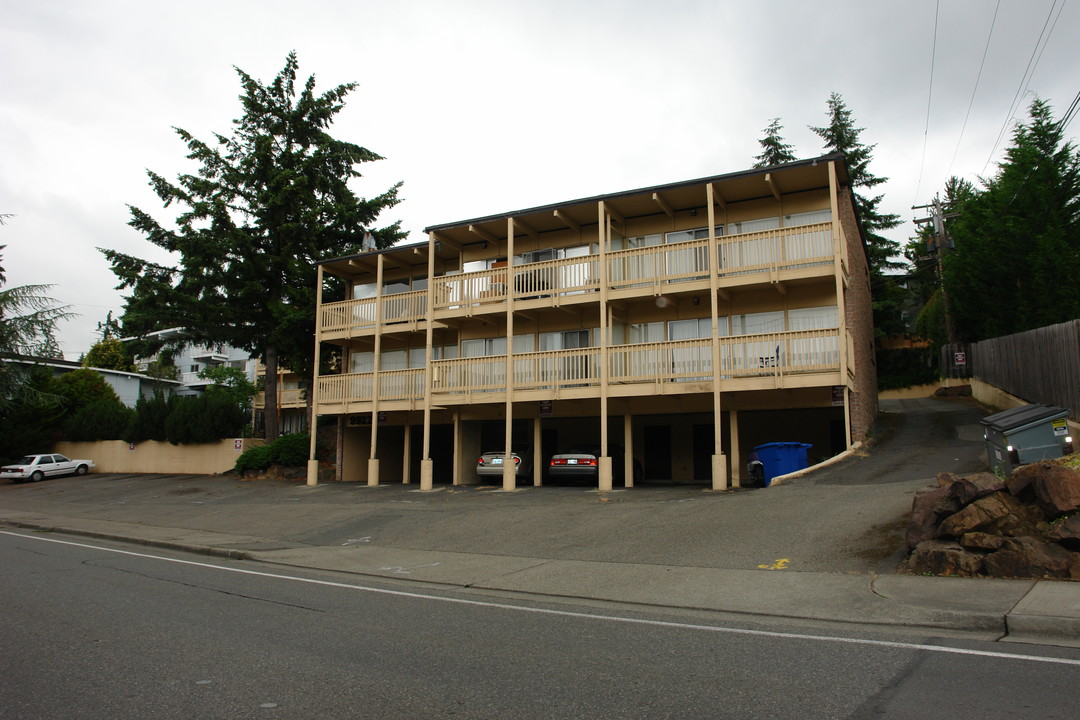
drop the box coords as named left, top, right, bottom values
left=63, top=399, right=133, bottom=441
left=123, top=392, right=174, bottom=443
left=235, top=433, right=311, bottom=473
left=162, top=393, right=249, bottom=444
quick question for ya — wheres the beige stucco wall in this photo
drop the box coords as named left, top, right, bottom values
left=54, top=438, right=267, bottom=475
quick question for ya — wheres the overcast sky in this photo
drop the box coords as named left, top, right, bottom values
left=2, top=0, right=1077, bottom=359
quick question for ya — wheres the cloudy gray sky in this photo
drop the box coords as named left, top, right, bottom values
left=2, top=0, right=1077, bottom=359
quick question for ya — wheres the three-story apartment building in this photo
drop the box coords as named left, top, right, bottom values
left=307, top=154, right=877, bottom=490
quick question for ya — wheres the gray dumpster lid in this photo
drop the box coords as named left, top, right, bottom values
left=979, top=403, right=1069, bottom=433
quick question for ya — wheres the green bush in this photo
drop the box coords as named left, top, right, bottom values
left=63, top=399, right=133, bottom=441
left=124, top=392, right=174, bottom=443
left=163, top=394, right=247, bottom=444
left=235, top=433, right=311, bottom=473
left=876, top=347, right=939, bottom=391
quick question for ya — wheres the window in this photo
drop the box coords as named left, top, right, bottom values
left=350, top=351, right=374, bottom=374
left=353, top=282, right=377, bottom=300
left=667, top=318, right=713, bottom=381
left=783, top=209, right=832, bottom=227
left=727, top=217, right=779, bottom=235
left=731, top=311, right=784, bottom=335
left=665, top=226, right=724, bottom=244
left=627, top=322, right=664, bottom=344
left=461, top=335, right=534, bottom=357
left=788, top=305, right=839, bottom=330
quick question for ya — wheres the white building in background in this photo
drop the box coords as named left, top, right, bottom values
left=131, top=328, right=257, bottom=396
left=7, top=355, right=179, bottom=408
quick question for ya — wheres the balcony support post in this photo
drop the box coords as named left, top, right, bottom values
left=706, top=184, right=729, bottom=491
left=502, top=217, right=517, bottom=491
left=729, top=410, right=742, bottom=489
left=307, top=264, right=326, bottom=487
left=597, top=201, right=612, bottom=492
left=368, top=254, right=385, bottom=486
left=421, top=232, right=437, bottom=491
left=533, top=417, right=543, bottom=487
left=402, top=423, right=411, bottom=484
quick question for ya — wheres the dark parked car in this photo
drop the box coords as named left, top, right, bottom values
left=548, top=445, right=643, bottom=485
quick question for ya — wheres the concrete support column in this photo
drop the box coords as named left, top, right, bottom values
left=452, top=410, right=462, bottom=486
left=402, top=424, right=412, bottom=484
left=729, top=409, right=742, bottom=489
left=367, top=457, right=380, bottom=487
left=711, top=454, right=728, bottom=491
left=420, top=459, right=434, bottom=491
left=306, top=459, right=319, bottom=486
left=533, top=417, right=542, bottom=487
left=623, top=414, right=634, bottom=488
left=598, top=456, right=613, bottom=492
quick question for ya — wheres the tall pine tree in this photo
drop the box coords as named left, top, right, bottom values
left=810, top=92, right=904, bottom=342
left=102, top=53, right=404, bottom=440
left=752, top=118, right=797, bottom=168
left=943, top=98, right=1080, bottom=341
left=810, top=92, right=902, bottom=276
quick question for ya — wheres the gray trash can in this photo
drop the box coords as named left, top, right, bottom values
left=980, top=404, right=1073, bottom=475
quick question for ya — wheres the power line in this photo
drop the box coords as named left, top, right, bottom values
left=981, top=0, right=1067, bottom=175
left=914, top=0, right=941, bottom=204
left=945, top=0, right=1000, bottom=181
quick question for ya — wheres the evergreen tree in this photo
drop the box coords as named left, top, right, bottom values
left=83, top=337, right=136, bottom=372
left=101, top=52, right=404, bottom=440
left=752, top=118, right=797, bottom=168
left=809, top=92, right=902, bottom=276
left=0, top=240, right=73, bottom=413
left=943, top=98, right=1080, bottom=341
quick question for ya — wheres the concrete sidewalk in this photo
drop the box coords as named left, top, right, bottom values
left=2, top=496, right=1078, bottom=647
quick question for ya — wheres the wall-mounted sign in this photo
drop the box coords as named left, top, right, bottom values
left=832, top=386, right=845, bottom=406
left=539, top=400, right=552, bottom=417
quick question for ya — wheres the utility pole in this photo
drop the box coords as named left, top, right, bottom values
left=913, top=195, right=960, bottom=345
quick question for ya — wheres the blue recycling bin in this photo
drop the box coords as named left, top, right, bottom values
left=753, top=442, right=813, bottom=486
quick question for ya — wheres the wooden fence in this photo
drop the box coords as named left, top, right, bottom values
left=945, top=319, right=1080, bottom=420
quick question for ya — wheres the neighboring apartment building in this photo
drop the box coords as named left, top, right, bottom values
left=253, top=364, right=309, bottom=435
left=133, top=328, right=308, bottom=433
left=307, top=154, right=877, bottom=490
left=7, top=355, right=179, bottom=407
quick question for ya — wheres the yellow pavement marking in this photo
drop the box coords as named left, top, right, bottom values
left=757, top=558, right=790, bottom=570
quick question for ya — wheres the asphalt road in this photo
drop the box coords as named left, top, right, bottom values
left=3, top=529, right=1078, bottom=720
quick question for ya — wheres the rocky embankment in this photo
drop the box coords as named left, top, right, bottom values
left=903, top=461, right=1080, bottom=580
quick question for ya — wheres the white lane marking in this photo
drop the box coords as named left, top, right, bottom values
left=3, top=529, right=1078, bottom=667
left=379, top=562, right=441, bottom=574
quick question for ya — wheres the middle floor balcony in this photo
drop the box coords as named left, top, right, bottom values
left=317, top=221, right=839, bottom=340
left=314, top=327, right=846, bottom=412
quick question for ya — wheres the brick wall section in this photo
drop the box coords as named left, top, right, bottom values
left=838, top=186, right=878, bottom=443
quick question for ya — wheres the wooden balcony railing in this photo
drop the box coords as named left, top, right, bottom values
left=318, top=223, right=835, bottom=334
left=319, top=289, right=427, bottom=334
left=315, top=329, right=841, bottom=405
left=253, top=388, right=307, bottom=409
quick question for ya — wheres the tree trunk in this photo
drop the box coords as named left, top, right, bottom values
left=264, top=344, right=280, bottom=441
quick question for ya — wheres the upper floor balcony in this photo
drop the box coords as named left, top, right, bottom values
left=315, top=326, right=846, bottom=410
left=318, top=221, right=838, bottom=340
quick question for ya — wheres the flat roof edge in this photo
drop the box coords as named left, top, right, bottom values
left=423, top=154, right=848, bottom=234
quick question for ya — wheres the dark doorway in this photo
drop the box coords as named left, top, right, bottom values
left=692, top=424, right=714, bottom=482
left=643, top=425, right=672, bottom=481
left=409, top=424, right=454, bottom=484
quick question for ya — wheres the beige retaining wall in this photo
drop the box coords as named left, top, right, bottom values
left=55, top=438, right=267, bottom=476
left=878, top=379, right=971, bottom=400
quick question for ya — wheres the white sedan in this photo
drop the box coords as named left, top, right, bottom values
left=2, top=454, right=94, bottom=483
